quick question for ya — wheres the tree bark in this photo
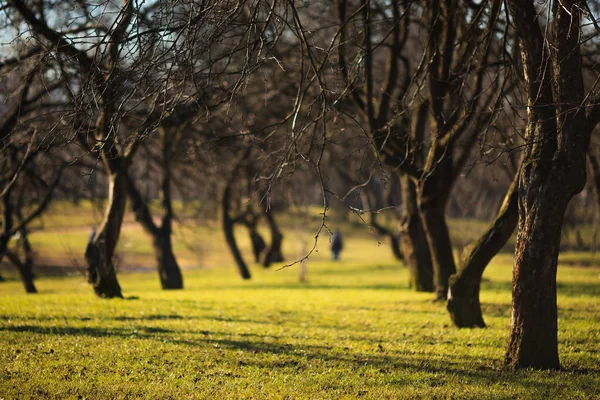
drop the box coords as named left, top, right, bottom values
left=222, top=184, right=251, bottom=279
left=262, top=210, right=284, bottom=267
left=504, top=185, right=568, bottom=369
left=400, top=175, right=434, bottom=292
left=85, top=171, right=125, bottom=298
left=504, top=0, right=590, bottom=370
left=447, top=172, right=518, bottom=328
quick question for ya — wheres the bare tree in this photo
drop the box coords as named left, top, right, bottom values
left=503, top=0, right=600, bottom=369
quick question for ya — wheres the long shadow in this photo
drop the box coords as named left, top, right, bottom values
left=2, top=322, right=598, bottom=394
left=482, top=280, right=600, bottom=297
left=206, top=283, right=407, bottom=291
left=0, top=313, right=202, bottom=323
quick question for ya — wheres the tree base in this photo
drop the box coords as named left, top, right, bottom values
left=447, top=295, right=485, bottom=328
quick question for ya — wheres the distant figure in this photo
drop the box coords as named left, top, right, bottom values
left=331, top=230, right=343, bottom=261
left=88, top=227, right=96, bottom=244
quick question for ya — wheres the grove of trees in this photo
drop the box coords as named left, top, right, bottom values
left=2, top=0, right=600, bottom=371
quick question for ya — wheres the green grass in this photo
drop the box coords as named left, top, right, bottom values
left=1, top=201, right=599, bottom=398
left=1, top=254, right=599, bottom=399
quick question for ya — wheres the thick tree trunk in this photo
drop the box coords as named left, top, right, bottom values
left=504, top=186, right=568, bottom=370
left=400, top=175, right=434, bottom=292
left=447, top=173, right=518, bottom=328
left=153, top=229, right=183, bottom=289
left=85, top=171, right=125, bottom=298
left=262, top=210, right=284, bottom=267
left=222, top=185, right=251, bottom=279
left=504, top=0, right=590, bottom=370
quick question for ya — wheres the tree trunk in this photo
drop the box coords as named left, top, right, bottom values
left=6, top=248, right=36, bottom=294
left=249, top=230, right=266, bottom=263
left=126, top=174, right=183, bottom=289
left=504, top=185, right=567, bottom=370
left=447, top=172, right=518, bottom=328
left=262, top=210, right=284, bottom=267
left=418, top=204, right=455, bottom=300
left=400, top=175, right=434, bottom=292
left=85, top=171, right=125, bottom=298
left=222, top=185, right=251, bottom=279
left=153, top=229, right=183, bottom=289
left=5, top=224, right=37, bottom=293
left=417, top=152, right=456, bottom=300
left=504, top=0, right=590, bottom=370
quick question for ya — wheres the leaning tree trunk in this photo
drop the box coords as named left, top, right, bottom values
left=85, top=171, right=126, bottom=298
left=222, top=184, right=251, bottom=279
left=262, top=210, right=284, bottom=267
left=126, top=174, right=183, bottom=289
left=447, top=172, right=518, bottom=328
left=400, top=175, right=434, bottom=292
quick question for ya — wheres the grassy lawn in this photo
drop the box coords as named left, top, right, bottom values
left=1, top=253, right=599, bottom=398
left=1, top=201, right=599, bottom=398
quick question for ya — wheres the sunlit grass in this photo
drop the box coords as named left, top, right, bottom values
left=1, top=254, right=599, bottom=398
left=1, top=201, right=599, bottom=398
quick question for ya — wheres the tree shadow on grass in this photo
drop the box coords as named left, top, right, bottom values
left=1, top=323, right=598, bottom=395
left=482, top=280, right=600, bottom=297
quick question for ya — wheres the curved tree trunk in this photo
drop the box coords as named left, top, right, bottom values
left=262, top=210, right=284, bottom=267
left=85, top=171, right=125, bottom=298
left=222, top=184, right=251, bottom=279
left=447, top=172, right=518, bottom=328
left=400, top=175, right=434, bottom=292
left=126, top=174, right=183, bottom=290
